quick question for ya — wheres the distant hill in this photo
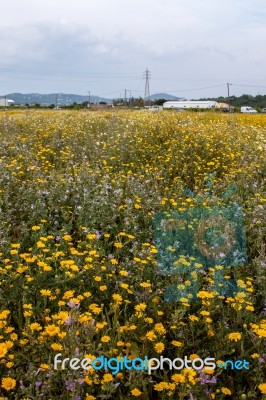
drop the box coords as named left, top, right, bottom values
left=148, top=93, right=182, bottom=101
left=4, top=93, right=112, bottom=106
left=3, top=92, right=183, bottom=105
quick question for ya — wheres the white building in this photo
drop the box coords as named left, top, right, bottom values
left=0, top=98, right=15, bottom=107
left=163, top=100, right=218, bottom=109
left=146, top=105, right=163, bottom=111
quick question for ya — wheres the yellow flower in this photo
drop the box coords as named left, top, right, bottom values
left=5, top=341, right=13, bottom=350
left=190, top=354, right=200, bottom=360
left=10, top=249, right=18, bottom=255
left=96, top=322, right=107, bottom=330
left=197, top=291, right=214, bottom=299
left=203, top=367, right=215, bottom=375
left=10, top=333, right=17, bottom=341
left=101, top=336, right=111, bottom=343
left=51, top=343, right=63, bottom=351
left=32, top=225, right=41, bottom=231
left=154, top=382, right=169, bottom=391
left=146, top=330, right=157, bottom=341
left=154, top=323, right=166, bottom=334
left=63, top=290, right=75, bottom=299
left=171, top=340, right=183, bottom=347
left=134, top=303, right=147, bottom=312
left=39, top=364, right=49, bottom=370
left=1, top=377, right=16, bottom=391
left=200, top=311, right=210, bottom=316
left=37, top=241, right=45, bottom=248
left=221, top=387, right=232, bottom=395
left=102, top=373, right=113, bottom=383
left=0, top=343, right=8, bottom=358
left=29, top=322, right=42, bottom=331
left=44, top=324, right=60, bottom=336
left=11, top=243, right=20, bottom=249
left=40, top=289, right=52, bottom=296
left=189, top=314, right=199, bottom=322
left=87, top=233, right=97, bottom=240
left=258, top=383, right=266, bottom=394
left=228, top=332, right=241, bottom=342
left=182, top=368, right=197, bottom=384
left=120, top=283, right=129, bottom=290
left=6, top=362, right=14, bottom=368
left=154, top=342, right=165, bottom=353
left=245, top=304, right=254, bottom=311
left=112, top=294, right=123, bottom=303
left=140, top=282, right=151, bottom=288
left=62, top=235, right=72, bottom=241
left=255, top=329, right=266, bottom=338
left=114, top=242, right=123, bottom=248
left=0, top=310, right=10, bottom=320
left=172, top=373, right=185, bottom=383
left=131, top=388, right=142, bottom=396
left=251, top=353, right=260, bottom=359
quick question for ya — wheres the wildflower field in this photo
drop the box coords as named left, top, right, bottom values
left=0, top=109, right=265, bottom=399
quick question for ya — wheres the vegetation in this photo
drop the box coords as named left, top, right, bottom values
left=0, top=110, right=265, bottom=399
left=200, top=94, right=266, bottom=111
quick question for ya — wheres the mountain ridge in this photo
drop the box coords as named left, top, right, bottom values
left=2, top=92, right=182, bottom=105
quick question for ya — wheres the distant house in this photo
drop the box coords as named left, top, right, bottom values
left=163, top=100, right=218, bottom=109
left=0, top=98, right=15, bottom=107
left=217, top=102, right=230, bottom=109
left=89, top=103, right=114, bottom=109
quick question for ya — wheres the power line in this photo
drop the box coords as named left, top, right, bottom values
left=232, top=84, right=266, bottom=89
left=0, top=64, right=141, bottom=76
left=1, top=76, right=141, bottom=83
left=126, top=84, right=225, bottom=94
left=143, top=68, right=151, bottom=106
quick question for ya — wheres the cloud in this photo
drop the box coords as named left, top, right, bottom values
left=0, top=0, right=266, bottom=96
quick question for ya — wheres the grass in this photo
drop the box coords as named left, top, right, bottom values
left=0, top=109, right=265, bottom=399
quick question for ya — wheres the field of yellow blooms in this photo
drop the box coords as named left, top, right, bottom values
left=0, top=109, right=265, bottom=399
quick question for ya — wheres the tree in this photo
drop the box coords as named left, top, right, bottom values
left=132, top=97, right=144, bottom=107
left=154, top=99, right=167, bottom=106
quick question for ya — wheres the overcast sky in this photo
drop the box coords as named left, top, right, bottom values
left=1, top=0, right=266, bottom=99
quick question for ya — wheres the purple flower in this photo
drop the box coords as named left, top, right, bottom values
left=67, top=302, right=76, bottom=309
left=67, top=302, right=80, bottom=310
left=198, top=372, right=217, bottom=384
left=19, top=380, right=25, bottom=389
left=36, top=381, right=42, bottom=389
left=65, top=380, right=75, bottom=391
left=65, top=316, right=72, bottom=325
left=259, top=354, right=266, bottom=363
